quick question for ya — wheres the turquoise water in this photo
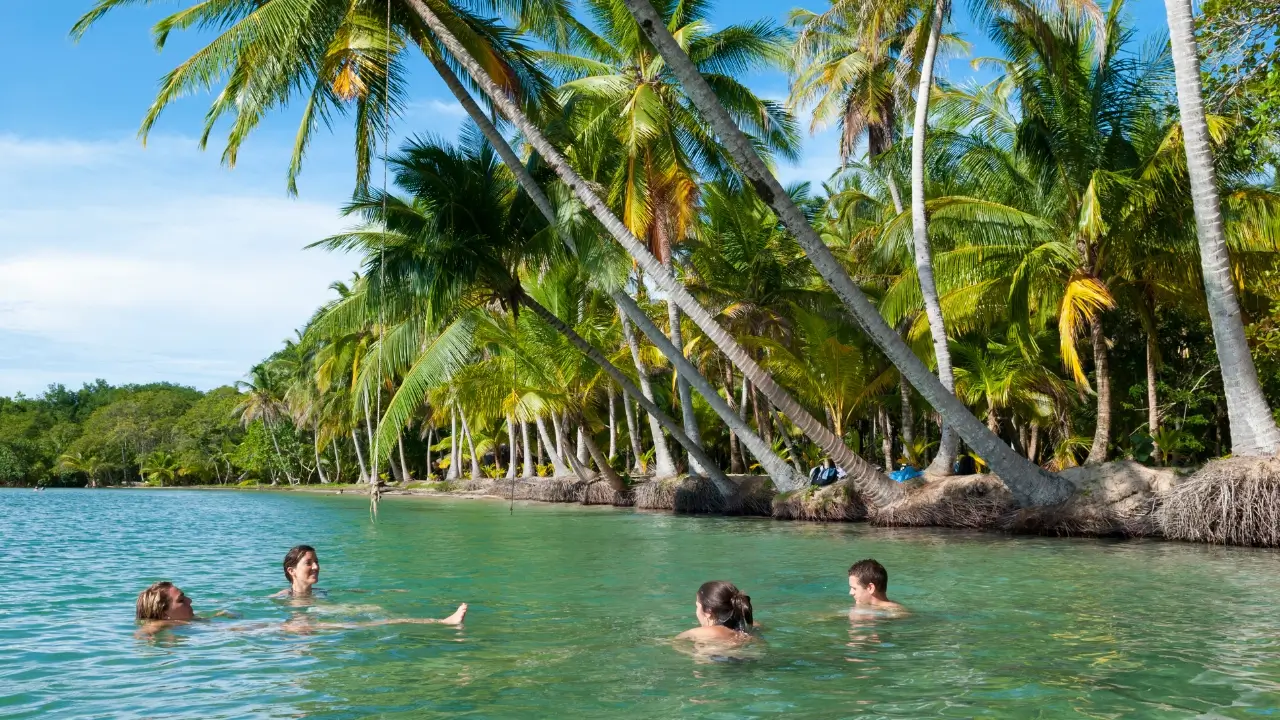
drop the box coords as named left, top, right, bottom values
left=2, top=489, right=1279, bottom=718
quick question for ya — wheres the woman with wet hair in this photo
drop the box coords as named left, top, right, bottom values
left=271, top=545, right=468, bottom=626
left=676, top=581, right=755, bottom=643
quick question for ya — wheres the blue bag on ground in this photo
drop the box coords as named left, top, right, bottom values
left=888, top=466, right=922, bottom=482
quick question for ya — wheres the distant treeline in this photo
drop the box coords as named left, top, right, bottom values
left=0, top=381, right=352, bottom=488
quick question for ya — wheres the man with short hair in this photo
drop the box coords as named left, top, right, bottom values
left=848, top=559, right=906, bottom=613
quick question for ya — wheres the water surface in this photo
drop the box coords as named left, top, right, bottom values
left=2, top=488, right=1278, bottom=718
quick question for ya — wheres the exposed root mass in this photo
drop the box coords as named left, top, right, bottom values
left=633, top=475, right=773, bottom=515
left=872, top=475, right=1013, bottom=529
left=1155, top=456, right=1280, bottom=546
left=581, top=480, right=633, bottom=506
left=772, top=482, right=868, bottom=521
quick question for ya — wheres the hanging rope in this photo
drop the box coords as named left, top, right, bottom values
left=510, top=320, right=519, bottom=515
left=370, top=0, right=393, bottom=520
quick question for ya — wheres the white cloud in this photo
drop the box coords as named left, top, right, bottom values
left=405, top=98, right=468, bottom=120
left=0, top=134, right=357, bottom=395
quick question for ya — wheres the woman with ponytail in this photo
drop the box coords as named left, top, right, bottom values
left=676, top=581, right=756, bottom=645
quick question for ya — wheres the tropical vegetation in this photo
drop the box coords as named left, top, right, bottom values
left=11, top=0, right=1277, bottom=507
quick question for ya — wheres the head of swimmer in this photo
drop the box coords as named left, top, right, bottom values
left=848, top=558, right=888, bottom=604
left=283, top=545, right=320, bottom=594
left=695, top=581, right=753, bottom=632
left=136, top=581, right=195, bottom=622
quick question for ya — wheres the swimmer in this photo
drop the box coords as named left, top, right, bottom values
left=135, top=581, right=234, bottom=634
left=274, top=544, right=323, bottom=599
left=848, top=559, right=907, bottom=614
left=676, top=581, right=755, bottom=644
left=272, top=545, right=467, bottom=625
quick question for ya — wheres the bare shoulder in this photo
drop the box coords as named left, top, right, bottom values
left=675, top=626, right=720, bottom=641
left=881, top=600, right=909, bottom=615
left=676, top=626, right=747, bottom=643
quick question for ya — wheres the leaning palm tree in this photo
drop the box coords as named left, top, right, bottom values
left=75, top=0, right=889, bottom=503
left=317, top=130, right=781, bottom=494
left=545, top=0, right=800, bottom=469
left=1161, top=0, right=1280, bottom=456
left=790, top=0, right=965, bottom=473
left=619, top=0, right=1072, bottom=505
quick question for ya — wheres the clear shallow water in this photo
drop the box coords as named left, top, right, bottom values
left=2, top=489, right=1279, bottom=719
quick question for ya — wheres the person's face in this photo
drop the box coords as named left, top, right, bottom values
left=289, top=552, right=320, bottom=589
left=164, top=585, right=195, bottom=621
left=848, top=576, right=876, bottom=605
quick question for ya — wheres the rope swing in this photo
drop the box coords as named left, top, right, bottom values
left=370, top=0, right=393, bottom=521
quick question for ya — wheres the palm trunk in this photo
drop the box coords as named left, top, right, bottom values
left=352, top=428, right=369, bottom=484
left=389, top=442, right=405, bottom=483
left=667, top=299, right=704, bottom=474
left=619, top=0, right=1071, bottom=506
left=614, top=292, right=804, bottom=490
left=607, top=387, right=617, bottom=461
left=912, top=0, right=959, bottom=478
left=407, top=0, right=899, bottom=503
left=771, top=406, right=805, bottom=473
left=522, top=421, right=534, bottom=477
left=267, top=422, right=296, bottom=485
left=576, top=423, right=588, bottom=465
left=879, top=407, right=895, bottom=471
left=1147, top=329, right=1163, bottom=464
left=537, top=417, right=571, bottom=477
left=620, top=312, right=678, bottom=477
left=424, top=426, right=434, bottom=480
left=583, top=430, right=626, bottom=491
left=553, top=413, right=595, bottom=483
left=622, top=387, right=643, bottom=473
left=900, top=372, right=915, bottom=460
left=536, top=426, right=546, bottom=469
left=523, top=297, right=734, bottom=495
left=460, top=413, right=481, bottom=480
left=398, top=434, right=411, bottom=482
left=1164, top=0, right=1280, bottom=456
left=1028, top=424, right=1040, bottom=464
left=313, top=421, right=329, bottom=484
left=447, top=409, right=459, bottom=480
left=1086, top=317, right=1111, bottom=465
left=507, top=416, right=519, bottom=479
left=723, top=365, right=744, bottom=474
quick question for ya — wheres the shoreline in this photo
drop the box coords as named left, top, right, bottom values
left=25, top=459, right=1280, bottom=548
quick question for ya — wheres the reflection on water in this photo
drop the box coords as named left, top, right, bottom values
left=2, top=488, right=1279, bottom=718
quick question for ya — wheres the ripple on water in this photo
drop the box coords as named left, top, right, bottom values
left=2, top=489, right=1280, bottom=718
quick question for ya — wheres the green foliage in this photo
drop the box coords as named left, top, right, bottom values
left=1200, top=0, right=1280, bottom=174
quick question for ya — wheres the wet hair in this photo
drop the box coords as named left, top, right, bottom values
left=136, top=581, right=176, bottom=621
left=848, top=558, right=888, bottom=593
left=697, top=581, right=753, bottom=633
left=283, top=545, right=317, bottom=583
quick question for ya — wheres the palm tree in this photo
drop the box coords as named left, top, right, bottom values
left=396, top=0, right=897, bottom=504
left=545, top=0, right=800, bottom=469
left=1162, top=0, right=1280, bottom=455
left=235, top=361, right=298, bottom=484
left=80, top=0, right=888, bottom=501
left=319, top=130, right=759, bottom=493
left=57, top=451, right=110, bottom=487
left=619, top=0, right=1072, bottom=506
left=140, top=450, right=180, bottom=487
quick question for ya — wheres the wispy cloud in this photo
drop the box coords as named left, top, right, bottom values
left=0, top=134, right=356, bottom=395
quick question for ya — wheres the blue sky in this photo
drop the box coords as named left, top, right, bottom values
left=0, top=0, right=1167, bottom=396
